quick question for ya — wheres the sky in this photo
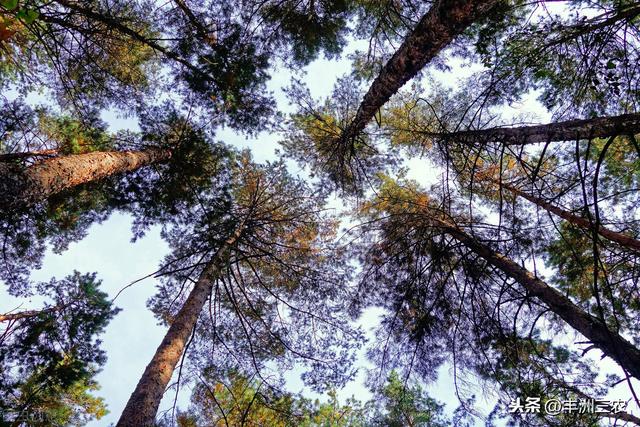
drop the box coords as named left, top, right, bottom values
left=2, top=3, right=639, bottom=426
left=0, top=36, right=474, bottom=425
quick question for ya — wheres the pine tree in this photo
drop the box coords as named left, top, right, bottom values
left=0, top=272, right=119, bottom=426
left=117, top=154, right=358, bottom=426
left=339, top=0, right=499, bottom=146
left=0, top=107, right=227, bottom=294
left=4, top=0, right=640, bottom=423
left=117, top=223, right=246, bottom=426
left=1, top=147, right=173, bottom=211
left=351, top=175, right=640, bottom=425
left=170, top=369, right=449, bottom=427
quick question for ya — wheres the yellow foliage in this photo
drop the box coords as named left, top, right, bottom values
left=360, top=174, right=430, bottom=219
left=297, top=112, right=343, bottom=156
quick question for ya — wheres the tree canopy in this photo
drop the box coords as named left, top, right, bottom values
left=2, top=0, right=640, bottom=426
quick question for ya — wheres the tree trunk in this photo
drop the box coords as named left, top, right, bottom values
left=0, top=148, right=172, bottom=211
left=339, top=0, right=498, bottom=144
left=430, top=216, right=640, bottom=380
left=426, top=112, right=640, bottom=145
left=116, top=223, right=245, bottom=427
left=498, top=181, right=640, bottom=252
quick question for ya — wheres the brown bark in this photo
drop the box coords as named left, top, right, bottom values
left=0, top=148, right=172, bottom=211
left=427, top=112, right=640, bottom=145
left=429, top=215, right=640, bottom=380
left=116, top=224, right=245, bottom=427
left=339, top=0, right=499, bottom=144
left=499, top=181, right=640, bottom=253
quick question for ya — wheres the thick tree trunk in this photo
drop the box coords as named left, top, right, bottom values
left=430, top=216, right=640, bottom=380
left=499, top=181, right=640, bottom=252
left=116, top=224, right=245, bottom=427
left=116, top=262, right=217, bottom=426
left=0, top=148, right=172, bottom=211
left=339, top=0, right=498, bottom=144
left=427, top=112, right=640, bottom=145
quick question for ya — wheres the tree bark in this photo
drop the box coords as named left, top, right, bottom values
left=116, top=223, right=245, bottom=427
left=430, top=216, right=640, bottom=380
left=426, top=112, right=640, bottom=145
left=0, top=148, right=172, bottom=211
left=339, top=0, right=499, bottom=144
left=498, top=181, right=640, bottom=253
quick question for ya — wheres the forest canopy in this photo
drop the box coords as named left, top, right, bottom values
left=1, top=0, right=640, bottom=426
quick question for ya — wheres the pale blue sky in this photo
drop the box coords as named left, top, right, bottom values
left=2, top=4, right=639, bottom=425
left=0, top=37, right=471, bottom=425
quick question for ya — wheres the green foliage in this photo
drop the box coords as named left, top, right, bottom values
left=3, top=1, right=640, bottom=425
left=379, top=88, right=441, bottom=150
left=176, top=370, right=447, bottom=427
left=2, top=377, right=108, bottom=426
left=0, top=0, right=18, bottom=10
left=177, top=371, right=310, bottom=426
left=589, top=135, right=640, bottom=199
left=474, top=334, right=604, bottom=427
left=147, top=152, right=361, bottom=394
left=120, top=105, right=231, bottom=240
left=261, top=0, right=352, bottom=64
left=180, top=24, right=274, bottom=131
left=0, top=1, right=159, bottom=112
left=368, top=370, right=448, bottom=427
left=302, top=391, right=368, bottom=427
left=0, top=102, right=113, bottom=160
left=350, top=0, right=434, bottom=76
left=283, top=77, right=395, bottom=194
left=0, top=272, right=118, bottom=426
left=15, top=9, right=39, bottom=25
left=545, top=222, right=640, bottom=336
left=466, top=3, right=640, bottom=115
left=0, top=105, right=230, bottom=293
left=0, top=0, right=38, bottom=47
left=38, top=113, right=113, bottom=155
